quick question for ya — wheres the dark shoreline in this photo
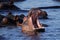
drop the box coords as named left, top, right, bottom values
left=0, top=0, right=25, bottom=2
left=0, top=6, right=60, bottom=12
left=0, top=5, right=20, bottom=10
left=37, top=6, right=60, bottom=9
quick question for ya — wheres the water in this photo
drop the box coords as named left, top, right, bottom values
left=0, top=0, right=60, bottom=40
left=14, top=0, right=60, bottom=10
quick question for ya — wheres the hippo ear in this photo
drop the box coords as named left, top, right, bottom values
left=28, top=11, right=32, bottom=17
left=43, top=11, right=48, bottom=16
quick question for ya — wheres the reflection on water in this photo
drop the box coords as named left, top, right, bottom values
left=30, top=34, right=40, bottom=40
left=20, top=31, right=41, bottom=40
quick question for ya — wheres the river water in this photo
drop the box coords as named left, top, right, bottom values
left=0, top=0, right=60, bottom=40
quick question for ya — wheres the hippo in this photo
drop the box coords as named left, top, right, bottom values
left=1, top=12, right=16, bottom=26
left=1, top=17, right=8, bottom=25
left=19, top=14, right=25, bottom=19
left=7, top=12, right=14, bottom=20
left=21, top=9, right=45, bottom=34
left=28, top=8, right=48, bottom=19
left=1, top=13, right=25, bottom=26
left=16, top=14, right=25, bottom=26
left=38, top=11, right=48, bottom=19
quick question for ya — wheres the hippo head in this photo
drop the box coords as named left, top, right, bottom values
left=1, top=17, right=8, bottom=25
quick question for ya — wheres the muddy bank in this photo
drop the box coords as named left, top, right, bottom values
left=0, top=5, right=20, bottom=11
left=0, top=2, right=28, bottom=12
left=53, top=0, right=60, bottom=2
left=37, top=6, right=60, bottom=9
left=0, top=0, right=25, bottom=2
left=1, top=5, right=60, bottom=12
